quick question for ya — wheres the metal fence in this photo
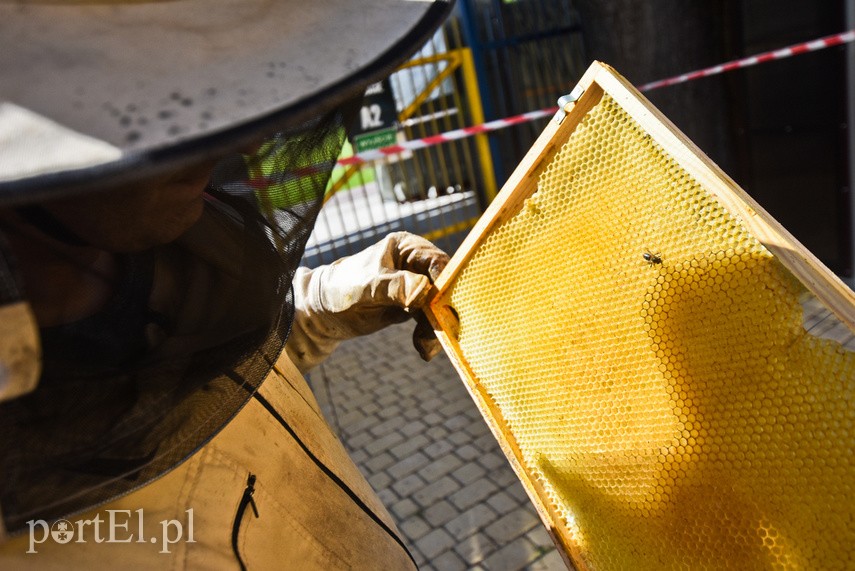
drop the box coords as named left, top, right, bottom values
left=302, top=2, right=588, bottom=267
left=457, top=0, right=587, bottom=183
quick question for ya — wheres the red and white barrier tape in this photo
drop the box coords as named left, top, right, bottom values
left=338, top=29, right=855, bottom=167
left=638, top=29, right=855, bottom=91
left=337, top=108, right=556, bottom=166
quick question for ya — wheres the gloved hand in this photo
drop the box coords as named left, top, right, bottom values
left=285, top=232, right=449, bottom=373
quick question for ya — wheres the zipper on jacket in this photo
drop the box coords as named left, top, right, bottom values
left=232, top=473, right=259, bottom=571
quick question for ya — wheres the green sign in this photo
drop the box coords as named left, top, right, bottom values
left=354, top=128, right=397, bottom=152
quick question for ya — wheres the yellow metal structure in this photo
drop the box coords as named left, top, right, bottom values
left=325, top=46, right=497, bottom=210
left=422, top=215, right=481, bottom=244
left=427, top=62, right=855, bottom=570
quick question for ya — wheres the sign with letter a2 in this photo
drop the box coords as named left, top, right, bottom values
left=352, top=79, right=398, bottom=152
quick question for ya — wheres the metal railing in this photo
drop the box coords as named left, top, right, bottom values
left=302, top=6, right=588, bottom=266
left=303, top=21, right=495, bottom=266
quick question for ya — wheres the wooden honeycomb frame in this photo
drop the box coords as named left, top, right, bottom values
left=424, top=61, right=855, bottom=570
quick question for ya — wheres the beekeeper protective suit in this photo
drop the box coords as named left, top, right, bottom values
left=0, top=0, right=453, bottom=568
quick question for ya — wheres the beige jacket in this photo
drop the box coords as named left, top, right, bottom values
left=0, top=352, right=415, bottom=570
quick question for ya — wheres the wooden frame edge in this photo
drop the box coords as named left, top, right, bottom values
left=432, top=62, right=607, bottom=298
left=424, top=306, right=585, bottom=571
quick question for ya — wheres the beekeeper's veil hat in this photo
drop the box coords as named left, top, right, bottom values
left=0, top=0, right=453, bottom=535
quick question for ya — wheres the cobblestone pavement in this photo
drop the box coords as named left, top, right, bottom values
left=306, top=322, right=568, bottom=571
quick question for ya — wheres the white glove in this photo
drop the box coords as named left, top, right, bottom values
left=285, top=232, right=448, bottom=373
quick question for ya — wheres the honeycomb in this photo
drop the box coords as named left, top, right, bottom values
left=446, top=93, right=855, bottom=570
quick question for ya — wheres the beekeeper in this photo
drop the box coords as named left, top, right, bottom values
left=0, top=0, right=453, bottom=568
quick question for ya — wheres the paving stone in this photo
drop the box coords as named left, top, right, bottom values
left=412, top=545, right=427, bottom=567
left=420, top=397, right=445, bottom=412
left=431, top=549, right=468, bottom=571
left=444, top=504, right=496, bottom=539
left=315, top=323, right=545, bottom=571
left=525, top=549, right=565, bottom=570
left=342, top=394, right=372, bottom=410
left=474, top=433, right=500, bottom=452
left=337, top=386, right=359, bottom=399
left=465, top=420, right=491, bottom=437
left=420, top=454, right=464, bottom=481
left=506, top=483, right=531, bottom=503
left=375, top=367, right=397, bottom=379
left=425, top=425, right=449, bottom=440
left=387, top=451, right=430, bottom=480
left=376, top=487, right=398, bottom=506
left=486, top=490, right=520, bottom=515
left=378, top=406, right=400, bottom=419
left=364, top=431, right=405, bottom=456
left=361, top=402, right=380, bottom=415
left=338, top=410, right=364, bottom=426
left=372, top=381, right=395, bottom=395
left=444, top=413, right=470, bottom=431
left=488, top=468, right=519, bottom=488
left=439, top=398, right=475, bottom=417
left=346, top=415, right=380, bottom=434
left=423, top=500, right=459, bottom=527
left=324, top=353, right=356, bottom=369
left=449, top=478, right=498, bottom=511
left=484, top=509, right=540, bottom=544
left=363, top=451, right=396, bottom=473
left=347, top=431, right=373, bottom=449
left=399, top=516, right=432, bottom=541
left=401, top=419, right=428, bottom=437
left=396, top=380, right=420, bottom=396
left=424, top=440, right=454, bottom=459
left=398, top=397, right=417, bottom=410
left=389, top=434, right=430, bottom=460
left=368, top=471, right=392, bottom=490
left=413, top=476, right=461, bottom=508
left=454, top=532, right=496, bottom=566
left=456, top=443, right=481, bottom=461
left=392, top=473, right=426, bottom=497
left=391, top=498, right=421, bottom=520
left=464, top=406, right=485, bottom=420
left=369, top=416, right=406, bottom=437
left=349, top=448, right=368, bottom=465
left=403, top=408, right=423, bottom=420
left=525, top=525, right=555, bottom=549
left=451, top=462, right=486, bottom=485
left=478, top=451, right=507, bottom=470
left=414, top=528, right=455, bottom=559
left=482, top=537, right=539, bottom=571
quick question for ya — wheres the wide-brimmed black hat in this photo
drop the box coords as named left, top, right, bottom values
left=0, top=0, right=453, bottom=203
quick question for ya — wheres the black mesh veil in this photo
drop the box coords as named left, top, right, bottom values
left=0, top=100, right=359, bottom=534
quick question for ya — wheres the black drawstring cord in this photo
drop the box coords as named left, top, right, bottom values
left=232, top=472, right=260, bottom=571
left=226, top=370, right=419, bottom=569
